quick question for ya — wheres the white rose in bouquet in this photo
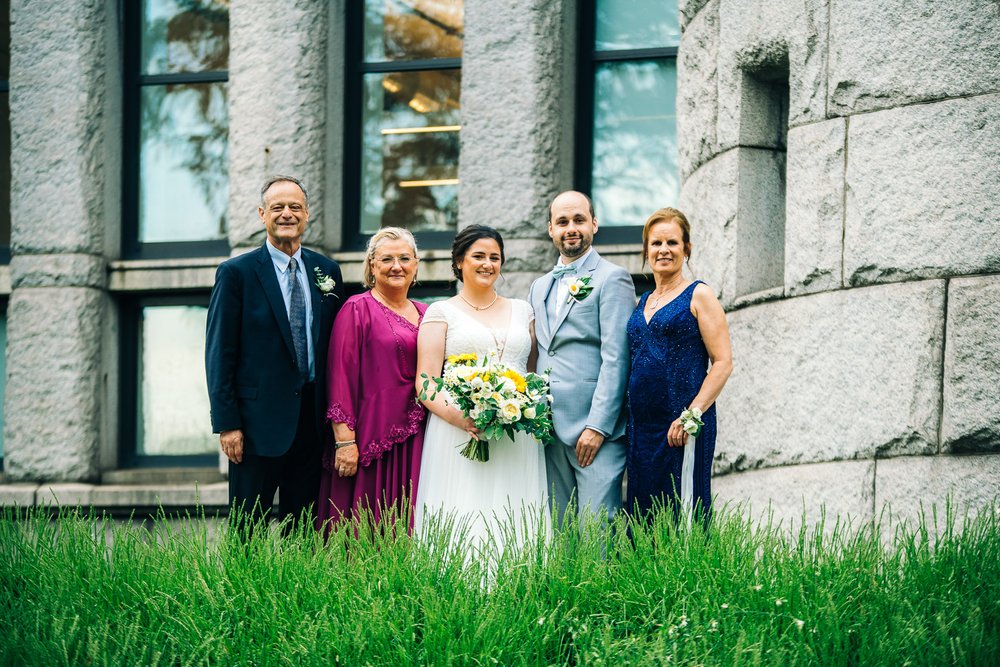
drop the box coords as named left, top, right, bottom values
left=499, top=399, right=522, bottom=423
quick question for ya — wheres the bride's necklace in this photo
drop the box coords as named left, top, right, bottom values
left=647, top=278, right=686, bottom=310
left=458, top=290, right=498, bottom=311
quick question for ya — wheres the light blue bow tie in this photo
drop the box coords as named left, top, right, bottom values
left=552, top=263, right=577, bottom=279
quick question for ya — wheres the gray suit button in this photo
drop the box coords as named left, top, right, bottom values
left=548, top=350, right=556, bottom=356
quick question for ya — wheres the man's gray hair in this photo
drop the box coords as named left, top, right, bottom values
left=260, top=175, right=309, bottom=208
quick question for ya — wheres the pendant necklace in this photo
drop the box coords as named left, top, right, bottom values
left=648, top=279, right=685, bottom=310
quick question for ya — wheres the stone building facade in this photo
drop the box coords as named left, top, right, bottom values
left=679, top=0, right=1000, bottom=526
left=0, top=0, right=997, bottom=526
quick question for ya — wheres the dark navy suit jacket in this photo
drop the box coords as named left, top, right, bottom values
left=206, top=243, right=344, bottom=457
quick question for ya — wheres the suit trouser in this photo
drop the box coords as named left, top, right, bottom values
left=544, top=436, right=626, bottom=526
left=229, top=383, right=322, bottom=533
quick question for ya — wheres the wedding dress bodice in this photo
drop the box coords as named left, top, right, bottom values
left=423, top=298, right=534, bottom=373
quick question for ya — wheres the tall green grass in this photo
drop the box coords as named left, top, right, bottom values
left=1, top=502, right=997, bottom=665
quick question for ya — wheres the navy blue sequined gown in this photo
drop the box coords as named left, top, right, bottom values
left=626, top=280, right=717, bottom=519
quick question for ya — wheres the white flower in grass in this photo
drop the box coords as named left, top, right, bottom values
left=537, top=616, right=545, bottom=626
left=775, top=598, right=784, bottom=606
left=721, top=603, right=729, bottom=610
left=753, top=584, right=763, bottom=591
left=793, top=618, right=805, bottom=630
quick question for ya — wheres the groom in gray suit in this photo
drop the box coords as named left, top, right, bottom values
left=529, top=190, right=635, bottom=523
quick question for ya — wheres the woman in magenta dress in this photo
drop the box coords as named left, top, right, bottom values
left=317, top=227, right=428, bottom=531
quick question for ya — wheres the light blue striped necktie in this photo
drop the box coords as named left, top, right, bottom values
left=287, top=257, right=308, bottom=380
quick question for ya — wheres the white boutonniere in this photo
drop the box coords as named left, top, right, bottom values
left=313, top=267, right=338, bottom=297
left=564, top=275, right=594, bottom=303
left=679, top=406, right=704, bottom=438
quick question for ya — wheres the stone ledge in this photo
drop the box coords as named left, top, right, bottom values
left=11, top=253, right=107, bottom=289
left=0, top=482, right=229, bottom=514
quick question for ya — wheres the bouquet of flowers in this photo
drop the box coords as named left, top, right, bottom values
left=419, top=352, right=554, bottom=462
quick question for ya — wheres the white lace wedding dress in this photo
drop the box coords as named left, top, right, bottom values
left=413, top=298, right=548, bottom=555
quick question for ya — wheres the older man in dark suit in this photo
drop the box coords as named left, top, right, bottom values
left=206, top=175, right=344, bottom=531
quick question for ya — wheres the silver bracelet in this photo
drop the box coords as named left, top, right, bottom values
left=334, top=439, right=356, bottom=450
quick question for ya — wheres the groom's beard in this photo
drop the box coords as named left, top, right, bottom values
left=559, top=238, right=590, bottom=258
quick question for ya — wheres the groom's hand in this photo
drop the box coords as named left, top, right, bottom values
left=220, top=429, right=244, bottom=464
left=576, top=428, right=605, bottom=467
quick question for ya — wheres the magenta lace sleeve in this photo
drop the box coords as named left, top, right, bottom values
left=326, top=299, right=361, bottom=430
left=357, top=398, right=426, bottom=467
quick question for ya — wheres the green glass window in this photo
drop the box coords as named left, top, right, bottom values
left=0, top=0, right=10, bottom=257
left=136, top=304, right=215, bottom=458
left=127, top=0, right=229, bottom=255
left=353, top=1, right=463, bottom=239
left=583, top=0, right=680, bottom=229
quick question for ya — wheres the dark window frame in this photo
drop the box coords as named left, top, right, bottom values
left=121, top=3, right=230, bottom=260
left=118, top=292, right=217, bottom=468
left=574, top=3, right=678, bottom=244
left=342, top=1, right=463, bottom=252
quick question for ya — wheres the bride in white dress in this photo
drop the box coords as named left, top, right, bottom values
left=413, top=226, right=548, bottom=555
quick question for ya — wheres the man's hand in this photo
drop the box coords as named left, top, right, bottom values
left=220, top=429, right=244, bottom=464
left=335, top=444, right=359, bottom=478
left=575, top=428, right=605, bottom=467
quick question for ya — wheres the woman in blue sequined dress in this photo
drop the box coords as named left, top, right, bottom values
left=626, top=208, right=733, bottom=523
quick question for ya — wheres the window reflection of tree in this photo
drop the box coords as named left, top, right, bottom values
left=361, top=69, right=461, bottom=232
left=370, top=0, right=463, bottom=60
left=592, top=62, right=678, bottom=227
left=595, top=1, right=678, bottom=50
left=142, top=0, right=229, bottom=237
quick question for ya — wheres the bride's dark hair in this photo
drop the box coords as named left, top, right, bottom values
left=451, top=225, right=505, bottom=281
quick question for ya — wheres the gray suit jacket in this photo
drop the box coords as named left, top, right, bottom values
left=528, top=249, right=635, bottom=446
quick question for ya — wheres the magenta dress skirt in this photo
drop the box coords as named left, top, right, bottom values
left=316, top=292, right=428, bottom=530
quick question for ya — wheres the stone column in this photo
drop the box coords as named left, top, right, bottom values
left=227, top=0, right=332, bottom=252
left=459, top=0, right=578, bottom=297
left=5, top=0, right=120, bottom=481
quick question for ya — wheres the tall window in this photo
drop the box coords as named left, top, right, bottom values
left=123, top=0, right=229, bottom=259
left=346, top=1, right=463, bottom=248
left=578, top=0, right=679, bottom=234
left=121, top=298, right=216, bottom=466
left=0, top=0, right=10, bottom=262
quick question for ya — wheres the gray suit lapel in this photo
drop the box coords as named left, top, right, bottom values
left=537, top=272, right=558, bottom=344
